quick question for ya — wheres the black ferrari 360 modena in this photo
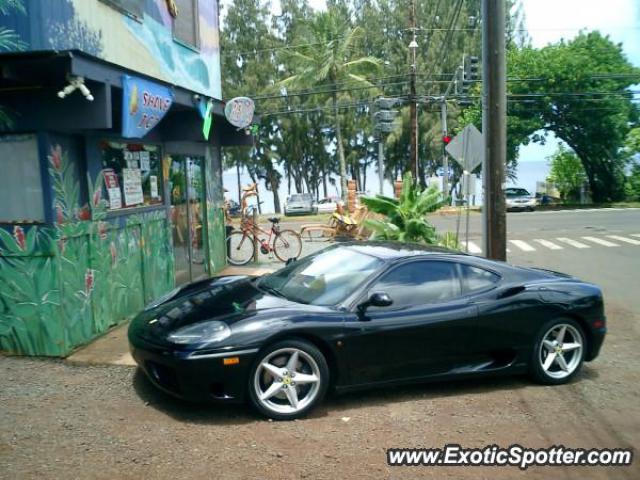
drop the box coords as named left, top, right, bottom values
left=129, top=242, right=606, bottom=420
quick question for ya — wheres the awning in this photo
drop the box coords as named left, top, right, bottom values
left=0, top=50, right=254, bottom=146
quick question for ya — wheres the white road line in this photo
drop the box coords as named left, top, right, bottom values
left=465, top=241, right=482, bottom=254
left=556, top=237, right=590, bottom=249
left=581, top=236, right=619, bottom=247
left=632, top=234, right=640, bottom=238
left=533, top=239, right=563, bottom=250
left=509, top=240, right=536, bottom=252
left=607, top=235, right=640, bottom=245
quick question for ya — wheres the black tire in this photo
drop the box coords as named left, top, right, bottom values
left=248, top=339, right=329, bottom=420
left=530, top=317, right=586, bottom=385
left=226, top=231, right=255, bottom=266
left=273, top=229, right=302, bottom=263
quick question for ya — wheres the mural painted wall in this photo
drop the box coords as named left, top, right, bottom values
left=1, top=0, right=221, bottom=99
left=0, top=144, right=174, bottom=356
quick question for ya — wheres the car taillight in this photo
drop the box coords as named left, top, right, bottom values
left=592, top=319, right=605, bottom=329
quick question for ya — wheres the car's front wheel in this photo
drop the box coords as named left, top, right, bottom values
left=530, top=318, right=586, bottom=385
left=248, top=339, right=329, bottom=420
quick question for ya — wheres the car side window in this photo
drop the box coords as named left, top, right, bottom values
left=369, top=261, right=462, bottom=309
left=460, top=264, right=500, bottom=293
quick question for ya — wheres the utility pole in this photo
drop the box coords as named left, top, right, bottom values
left=482, top=0, right=507, bottom=260
left=440, top=100, right=449, bottom=197
left=378, top=138, right=384, bottom=194
left=409, top=0, right=418, bottom=181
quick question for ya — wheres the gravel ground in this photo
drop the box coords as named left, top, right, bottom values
left=1, top=300, right=639, bottom=480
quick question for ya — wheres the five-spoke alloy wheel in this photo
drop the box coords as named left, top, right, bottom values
left=531, top=318, right=586, bottom=384
left=248, top=339, right=329, bottom=420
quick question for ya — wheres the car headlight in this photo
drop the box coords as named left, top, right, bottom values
left=145, top=286, right=181, bottom=311
left=167, top=321, right=231, bottom=345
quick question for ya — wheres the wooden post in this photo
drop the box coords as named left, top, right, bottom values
left=347, top=179, right=357, bottom=214
left=394, top=179, right=403, bottom=199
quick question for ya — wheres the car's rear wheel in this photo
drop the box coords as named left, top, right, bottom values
left=248, top=340, right=329, bottom=420
left=530, top=318, right=585, bottom=385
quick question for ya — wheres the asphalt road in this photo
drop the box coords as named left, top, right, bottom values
left=1, top=208, right=639, bottom=479
left=429, top=207, right=640, bottom=240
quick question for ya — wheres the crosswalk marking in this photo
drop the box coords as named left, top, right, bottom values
left=556, top=237, right=590, bottom=249
left=509, top=240, right=536, bottom=252
left=533, top=239, right=563, bottom=250
left=465, top=241, right=482, bottom=254
left=607, top=235, right=640, bottom=245
left=460, top=235, right=639, bottom=255
left=581, top=236, right=619, bottom=247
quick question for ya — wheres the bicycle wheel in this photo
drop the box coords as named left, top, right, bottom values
left=273, top=229, right=303, bottom=263
left=227, top=231, right=255, bottom=266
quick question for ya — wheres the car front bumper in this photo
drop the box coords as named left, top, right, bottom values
left=506, top=201, right=536, bottom=210
left=586, top=326, right=606, bottom=362
left=129, top=335, right=259, bottom=403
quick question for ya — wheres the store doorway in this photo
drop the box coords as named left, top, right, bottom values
left=169, top=155, right=207, bottom=285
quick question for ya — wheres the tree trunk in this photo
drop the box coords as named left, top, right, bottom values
left=333, top=91, right=348, bottom=201
left=270, top=172, right=281, bottom=214
left=322, top=170, right=328, bottom=198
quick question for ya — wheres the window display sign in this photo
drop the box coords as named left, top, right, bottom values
left=122, top=75, right=174, bottom=139
left=122, top=168, right=144, bottom=206
left=103, top=169, right=122, bottom=210
left=99, top=141, right=163, bottom=210
left=150, top=175, right=159, bottom=199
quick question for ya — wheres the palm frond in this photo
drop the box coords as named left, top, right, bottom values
left=0, top=27, right=27, bottom=52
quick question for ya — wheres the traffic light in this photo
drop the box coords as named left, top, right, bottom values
left=443, top=135, right=452, bottom=145
left=463, top=55, right=479, bottom=85
left=458, top=55, right=479, bottom=107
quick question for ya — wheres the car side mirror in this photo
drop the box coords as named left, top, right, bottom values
left=358, top=292, right=393, bottom=316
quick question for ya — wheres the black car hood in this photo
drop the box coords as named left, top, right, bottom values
left=137, top=275, right=300, bottom=334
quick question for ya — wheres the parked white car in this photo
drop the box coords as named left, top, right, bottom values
left=316, top=196, right=341, bottom=214
left=505, top=187, right=537, bottom=211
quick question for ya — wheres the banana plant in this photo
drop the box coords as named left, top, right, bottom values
left=360, top=172, right=459, bottom=248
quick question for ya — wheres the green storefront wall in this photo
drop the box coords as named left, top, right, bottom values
left=0, top=140, right=227, bottom=357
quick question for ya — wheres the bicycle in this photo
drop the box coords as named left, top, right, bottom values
left=226, top=205, right=303, bottom=265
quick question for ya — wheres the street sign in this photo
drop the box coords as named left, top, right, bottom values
left=445, top=124, right=484, bottom=172
left=374, top=97, right=403, bottom=110
left=376, top=122, right=398, bottom=133
left=374, top=110, right=398, bottom=122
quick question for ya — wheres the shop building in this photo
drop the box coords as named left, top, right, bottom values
left=0, top=0, right=249, bottom=356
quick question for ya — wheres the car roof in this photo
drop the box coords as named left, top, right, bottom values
left=341, top=241, right=466, bottom=260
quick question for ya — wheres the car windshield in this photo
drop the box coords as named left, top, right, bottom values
left=505, top=188, right=530, bottom=197
left=258, top=247, right=384, bottom=306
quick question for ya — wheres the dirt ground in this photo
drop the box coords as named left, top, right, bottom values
left=0, top=298, right=638, bottom=480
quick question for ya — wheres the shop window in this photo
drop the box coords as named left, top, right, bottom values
left=0, top=135, right=44, bottom=223
left=99, top=0, right=143, bottom=20
left=98, top=141, right=163, bottom=211
left=173, top=0, right=199, bottom=49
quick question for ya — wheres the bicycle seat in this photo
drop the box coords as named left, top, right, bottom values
left=268, top=217, right=280, bottom=224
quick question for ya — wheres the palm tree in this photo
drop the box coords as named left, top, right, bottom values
left=278, top=10, right=381, bottom=201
